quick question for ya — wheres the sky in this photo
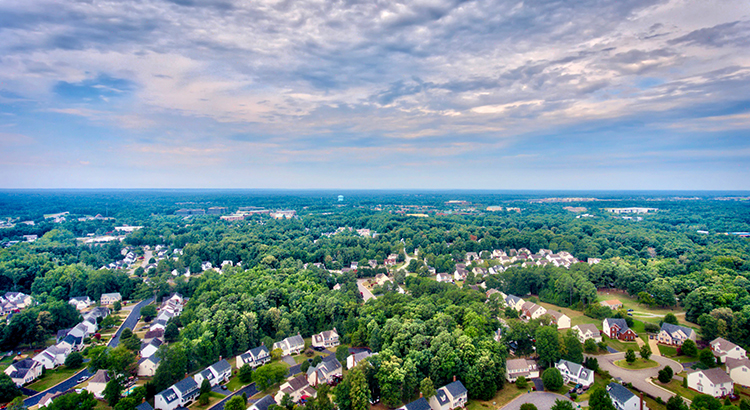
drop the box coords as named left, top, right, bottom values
left=1, top=0, right=750, bottom=190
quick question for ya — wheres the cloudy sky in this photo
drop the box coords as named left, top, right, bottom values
left=1, top=0, right=749, bottom=189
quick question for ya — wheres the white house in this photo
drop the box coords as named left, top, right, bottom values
left=606, top=382, right=642, bottom=410
left=436, top=273, right=453, bottom=283
left=4, top=358, right=43, bottom=386
left=273, top=334, right=305, bottom=356
left=686, top=368, right=734, bottom=398
left=710, top=337, right=747, bottom=363
left=658, top=323, right=696, bottom=346
left=521, top=302, right=547, bottom=320
left=307, top=357, right=342, bottom=386
left=155, top=378, right=200, bottom=410
left=573, top=324, right=602, bottom=343
left=725, top=358, right=750, bottom=387
left=504, top=294, right=525, bottom=311
left=33, top=345, right=68, bottom=369
left=429, top=379, right=468, bottom=410
left=100, top=292, right=122, bottom=306
left=237, top=345, right=271, bottom=369
left=86, top=369, right=111, bottom=398
left=453, top=268, right=468, bottom=282
left=556, top=359, right=594, bottom=388
left=505, top=358, right=539, bottom=382
left=138, top=355, right=161, bottom=377
left=68, top=296, right=93, bottom=311
left=312, top=329, right=339, bottom=349
left=58, top=334, right=83, bottom=352
left=4, top=292, right=33, bottom=308
left=347, top=351, right=373, bottom=369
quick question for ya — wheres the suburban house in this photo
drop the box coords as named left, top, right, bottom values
left=312, top=329, right=340, bottom=349
left=141, top=338, right=163, bottom=358
left=307, top=356, right=343, bottom=386
left=453, top=268, right=468, bottom=282
left=603, top=318, right=637, bottom=341
left=505, top=358, right=539, bottom=382
left=710, top=337, right=747, bottom=363
left=33, top=345, right=68, bottom=369
left=545, top=310, right=571, bottom=330
left=150, top=318, right=169, bottom=332
left=429, top=379, right=468, bottom=410
left=504, top=294, right=525, bottom=311
left=4, top=358, right=43, bottom=386
left=238, top=345, right=271, bottom=369
left=521, top=302, right=547, bottom=320
left=686, top=368, right=734, bottom=398
left=248, top=395, right=277, bottom=410
left=273, top=334, right=305, bottom=356
left=38, top=391, right=67, bottom=408
left=4, top=292, right=33, bottom=308
left=143, top=329, right=165, bottom=344
left=658, top=323, right=697, bottom=346
left=400, top=397, right=432, bottom=410
left=436, top=273, right=453, bottom=283
left=68, top=296, right=93, bottom=311
left=155, top=377, right=200, bottom=410
left=275, top=374, right=316, bottom=403
left=136, top=402, right=154, bottom=410
left=347, top=351, right=373, bottom=369
left=573, top=324, right=602, bottom=343
left=83, top=306, right=110, bottom=323
left=725, top=358, right=750, bottom=386
left=86, top=369, right=110, bottom=398
left=138, top=355, right=161, bottom=377
left=606, top=382, right=641, bottom=410
left=195, top=359, right=232, bottom=387
left=600, top=300, right=623, bottom=310
left=100, top=292, right=122, bottom=306
left=556, top=359, right=594, bottom=388
left=59, top=334, right=83, bottom=351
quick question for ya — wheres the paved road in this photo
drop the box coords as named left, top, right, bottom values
left=591, top=352, right=682, bottom=401
left=357, top=278, right=376, bottom=301
left=23, top=297, right=155, bottom=407
left=500, top=392, right=569, bottom=410
left=208, top=382, right=259, bottom=410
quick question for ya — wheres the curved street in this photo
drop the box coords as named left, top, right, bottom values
left=590, top=352, right=682, bottom=401
left=357, top=278, right=376, bottom=301
left=23, top=296, right=155, bottom=407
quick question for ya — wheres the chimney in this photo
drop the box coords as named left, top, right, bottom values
left=453, top=375, right=456, bottom=382
left=143, top=398, right=146, bottom=404
left=219, top=355, right=222, bottom=361
left=420, top=392, right=423, bottom=398
left=185, top=372, right=188, bottom=379
left=261, top=341, right=264, bottom=346
left=640, top=392, right=644, bottom=410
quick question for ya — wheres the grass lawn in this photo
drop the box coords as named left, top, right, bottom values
left=614, top=359, right=659, bottom=369
left=657, top=345, right=678, bottom=356
left=27, top=366, right=81, bottom=391
left=603, top=336, right=640, bottom=352
left=226, top=377, right=250, bottom=392
left=294, top=351, right=326, bottom=364
left=193, top=392, right=225, bottom=409
left=658, top=379, right=699, bottom=401
left=465, top=385, right=525, bottom=410
left=94, top=399, right=112, bottom=410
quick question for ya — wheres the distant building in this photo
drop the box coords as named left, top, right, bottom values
left=174, top=209, right=205, bottom=216
left=207, top=207, right=228, bottom=215
left=338, top=195, right=344, bottom=202
left=606, top=207, right=657, bottom=214
left=100, top=292, right=122, bottom=306
left=600, top=300, right=623, bottom=310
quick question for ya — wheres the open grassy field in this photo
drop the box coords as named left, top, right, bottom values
left=27, top=366, right=80, bottom=391
left=614, top=358, right=659, bottom=369
left=658, top=379, right=700, bottom=401
left=535, top=301, right=601, bottom=327
left=602, top=335, right=640, bottom=352
left=466, top=385, right=525, bottom=410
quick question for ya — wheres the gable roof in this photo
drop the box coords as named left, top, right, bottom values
left=144, top=329, right=165, bottom=339
left=660, top=323, right=695, bottom=338
left=726, top=357, right=750, bottom=371
left=136, top=402, right=154, bottom=410
left=710, top=337, right=740, bottom=352
left=211, top=359, right=231, bottom=375
left=249, top=345, right=269, bottom=358
left=557, top=359, right=592, bottom=380
left=607, top=382, right=635, bottom=404
left=252, top=395, right=277, bottom=410
left=285, top=374, right=309, bottom=391
left=443, top=380, right=467, bottom=397
left=173, top=377, right=198, bottom=394
left=506, top=358, right=534, bottom=371
left=575, top=324, right=600, bottom=335
left=694, top=367, right=733, bottom=384
left=404, top=397, right=432, bottom=410
left=287, top=334, right=304, bottom=347
left=90, top=369, right=110, bottom=384
left=156, top=387, right=179, bottom=404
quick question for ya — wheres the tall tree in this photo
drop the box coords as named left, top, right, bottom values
left=588, top=386, right=616, bottom=410
left=536, top=326, right=561, bottom=368
left=562, top=330, right=583, bottom=364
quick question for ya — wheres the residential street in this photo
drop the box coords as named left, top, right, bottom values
left=23, top=297, right=155, bottom=407
left=590, top=352, right=682, bottom=402
left=208, top=382, right=259, bottom=410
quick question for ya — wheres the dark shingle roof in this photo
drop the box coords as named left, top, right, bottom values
left=211, top=359, right=231, bottom=375
left=444, top=380, right=467, bottom=397
left=173, top=377, right=198, bottom=394
left=136, top=402, right=154, bottom=410
left=404, top=397, right=432, bottom=410
left=252, top=395, right=277, bottom=410
left=249, top=345, right=269, bottom=358
left=607, top=382, right=635, bottom=404
left=661, top=323, right=695, bottom=338
left=157, top=388, right=179, bottom=404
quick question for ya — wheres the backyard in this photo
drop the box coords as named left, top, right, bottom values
left=26, top=366, right=81, bottom=392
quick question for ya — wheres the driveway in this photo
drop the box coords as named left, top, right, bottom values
left=281, top=355, right=297, bottom=367
left=530, top=378, right=544, bottom=392
left=23, top=297, right=155, bottom=407
left=591, top=352, right=682, bottom=401
left=208, top=382, right=259, bottom=410
left=357, top=278, right=376, bottom=301
left=648, top=338, right=661, bottom=357
left=500, top=392, right=569, bottom=410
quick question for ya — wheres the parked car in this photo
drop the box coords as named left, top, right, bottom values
left=627, top=309, right=634, bottom=312
left=221, top=385, right=228, bottom=391
left=77, top=376, right=89, bottom=383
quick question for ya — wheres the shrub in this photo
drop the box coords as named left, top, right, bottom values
left=657, top=366, right=673, bottom=383
left=626, top=349, right=637, bottom=364
left=644, top=322, right=660, bottom=333
left=239, top=364, right=254, bottom=383
left=584, top=339, right=598, bottom=353
left=520, top=404, right=538, bottom=410
left=516, top=376, right=527, bottom=389
left=542, top=368, right=563, bottom=391
left=199, top=392, right=210, bottom=406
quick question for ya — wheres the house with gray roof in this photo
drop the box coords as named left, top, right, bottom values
left=136, top=402, right=154, bottom=410
left=273, top=334, right=305, bottom=356
left=307, top=356, right=342, bottom=386
left=429, top=379, right=468, bottom=410
left=100, top=292, right=122, bottom=306
left=658, top=323, right=696, bottom=346
left=399, top=397, right=432, bottom=410
left=4, top=358, right=43, bottom=386
left=138, top=355, right=161, bottom=377
left=555, top=359, right=594, bottom=388
left=686, top=368, right=733, bottom=398
left=248, top=395, right=277, bottom=410
left=710, top=337, right=746, bottom=362
left=606, top=382, right=640, bottom=410
left=505, top=358, right=538, bottom=382
left=504, top=294, right=525, bottom=311
left=603, top=318, right=637, bottom=341
left=238, top=345, right=271, bottom=369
